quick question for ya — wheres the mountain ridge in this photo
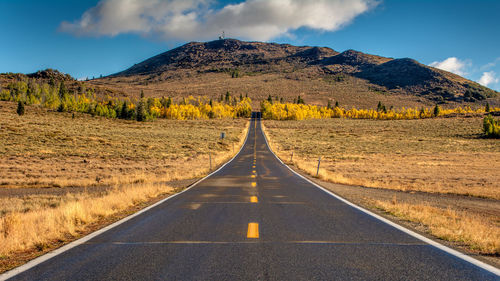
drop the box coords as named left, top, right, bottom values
left=104, top=38, right=497, bottom=105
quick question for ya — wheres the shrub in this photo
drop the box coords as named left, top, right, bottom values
left=483, top=115, right=500, bottom=138
left=16, top=101, right=25, bottom=116
left=433, top=104, right=441, bottom=117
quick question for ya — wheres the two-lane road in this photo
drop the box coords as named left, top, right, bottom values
left=3, top=113, right=499, bottom=280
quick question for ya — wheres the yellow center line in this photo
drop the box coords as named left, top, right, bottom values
left=252, top=170, right=256, bottom=174
left=250, top=196, right=258, bottom=203
left=251, top=175, right=256, bottom=178
left=252, top=165, right=256, bottom=168
left=251, top=182, right=257, bottom=187
left=247, top=223, right=259, bottom=238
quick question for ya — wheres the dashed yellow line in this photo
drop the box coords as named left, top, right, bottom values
left=247, top=223, right=259, bottom=238
left=251, top=182, right=257, bottom=187
left=250, top=196, right=258, bottom=203
left=252, top=170, right=256, bottom=174
left=252, top=165, right=256, bottom=168
left=251, top=175, right=256, bottom=178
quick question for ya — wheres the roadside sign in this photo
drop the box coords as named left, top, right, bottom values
left=221, top=132, right=225, bottom=139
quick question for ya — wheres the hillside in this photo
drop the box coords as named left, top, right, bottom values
left=90, top=39, right=498, bottom=108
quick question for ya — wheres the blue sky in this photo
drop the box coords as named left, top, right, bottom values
left=1, top=0, right=499, bottom=90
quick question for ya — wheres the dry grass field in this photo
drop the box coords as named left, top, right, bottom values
left=0, top=102, right=247, bottom=190
left=0, top=101, right=248, bottom=270
left=264, top=117, right=499, bottom=199
left=263, top=117, right=500, bottom=255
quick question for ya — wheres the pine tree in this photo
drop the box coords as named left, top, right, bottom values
left=225, top=91, right=231, bottom=103
left=120, top=101, right=129, bottom=119
left=486, top=102, right=491, bottom=113
left=136, top=100, right=147, bottom=121
left=239, top=93, right=243, bottom=101
left=140, top=90, right=145, bottom=99
left=59, top=81, right=67, bottom=99
left=16, top=101, right=25, bottom=115
left=377, top=101, right=383, bottom=112
left=209, top=99, right=213, bottom=107
left=327, top=100, right=332, bottom=109
left=267, top=94, right=273, bottom=104
left=297, top=95, right=305, bottom=104
left=335, top=101, right=339, bottom=108
left=433, top=104, right=441, bottom=117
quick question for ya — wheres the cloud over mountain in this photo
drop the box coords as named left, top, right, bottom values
left=60, top=0, right=378, bottom=41
left=429, top=57, right=468, bottom=76
left=479, top=71, right=499, bottom=87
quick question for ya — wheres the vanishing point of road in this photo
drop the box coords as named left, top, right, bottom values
left=3, top=113, right=499, bottom=280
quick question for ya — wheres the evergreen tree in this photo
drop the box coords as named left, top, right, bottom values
left=59, top=81, right=68, bottom=99
left=327, top=100, right=332, bottom=109
left=335, top=101, right=339, bottom=108
left=419, top=107, right=425, bottom=118
left=377, top=101, right=383, bottom=112
left=16, top=101, right=25, bottom=115
left=120, top=101, right=129, bottom=119
left=209, top=99, right=213, bottom=107
left=140, top=90, right=145, bottom=99
left=486, top=102, right=491, bottom=113
left=239, top=93, right=243, bottom=101
left=297, top=95, right=305, bottom=104
left=136, top=100, right=147, bottom=121
left=280, top=97, right=284, bottom=103
left=433, top=104, right=441, bottom=117
left=225, top=91, right=231, bottom=103
left=267, top=94, right=273, bottom=104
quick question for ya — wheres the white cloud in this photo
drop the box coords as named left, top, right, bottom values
left=478, top=71, right=499, bottom=87
left=429, top=57, right=468, bottom=76
left=480, top=57, right=500, bottom=71
left=60, top=0, right=378, bottom=41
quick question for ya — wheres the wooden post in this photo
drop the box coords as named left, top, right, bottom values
left=316, top=156, right=321, bottom=177
left=209, top=153, right=212, bottom=171
left=290, top=152, right=294, bottom=163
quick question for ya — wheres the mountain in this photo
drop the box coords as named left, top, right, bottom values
left=95, top=39, right=497, bottom=107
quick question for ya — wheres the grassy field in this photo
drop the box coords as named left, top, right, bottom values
left=0, top=101, right=248, bottom=270
left=264, top=117, right=499, bottom=199
left=0, top=102, right=247, bottom=189
left=263, top=117, right=500, bottom=255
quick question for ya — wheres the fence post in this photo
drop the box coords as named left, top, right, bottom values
left=316, top=156, right=321, bottom=177
left=290, top=152, right=294, bottom=163
left=209, top=153, right=212, bottom=171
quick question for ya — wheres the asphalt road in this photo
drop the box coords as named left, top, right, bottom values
left=4, top=113, right=499, bottom=280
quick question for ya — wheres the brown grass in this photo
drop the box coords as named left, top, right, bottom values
left=0, top=101, right=248, bottom=267
left=263, top=117, right=500, bottom=199
left=0, top=183, right=173, bottom=257
left=373, top=199, right=500, bottom=255
left=0, top=101, right=247, bottom=189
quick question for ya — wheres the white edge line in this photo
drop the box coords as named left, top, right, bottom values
left=0, top=119, right=253, bottom=281
left=259, top=119, right=500, bottom=276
